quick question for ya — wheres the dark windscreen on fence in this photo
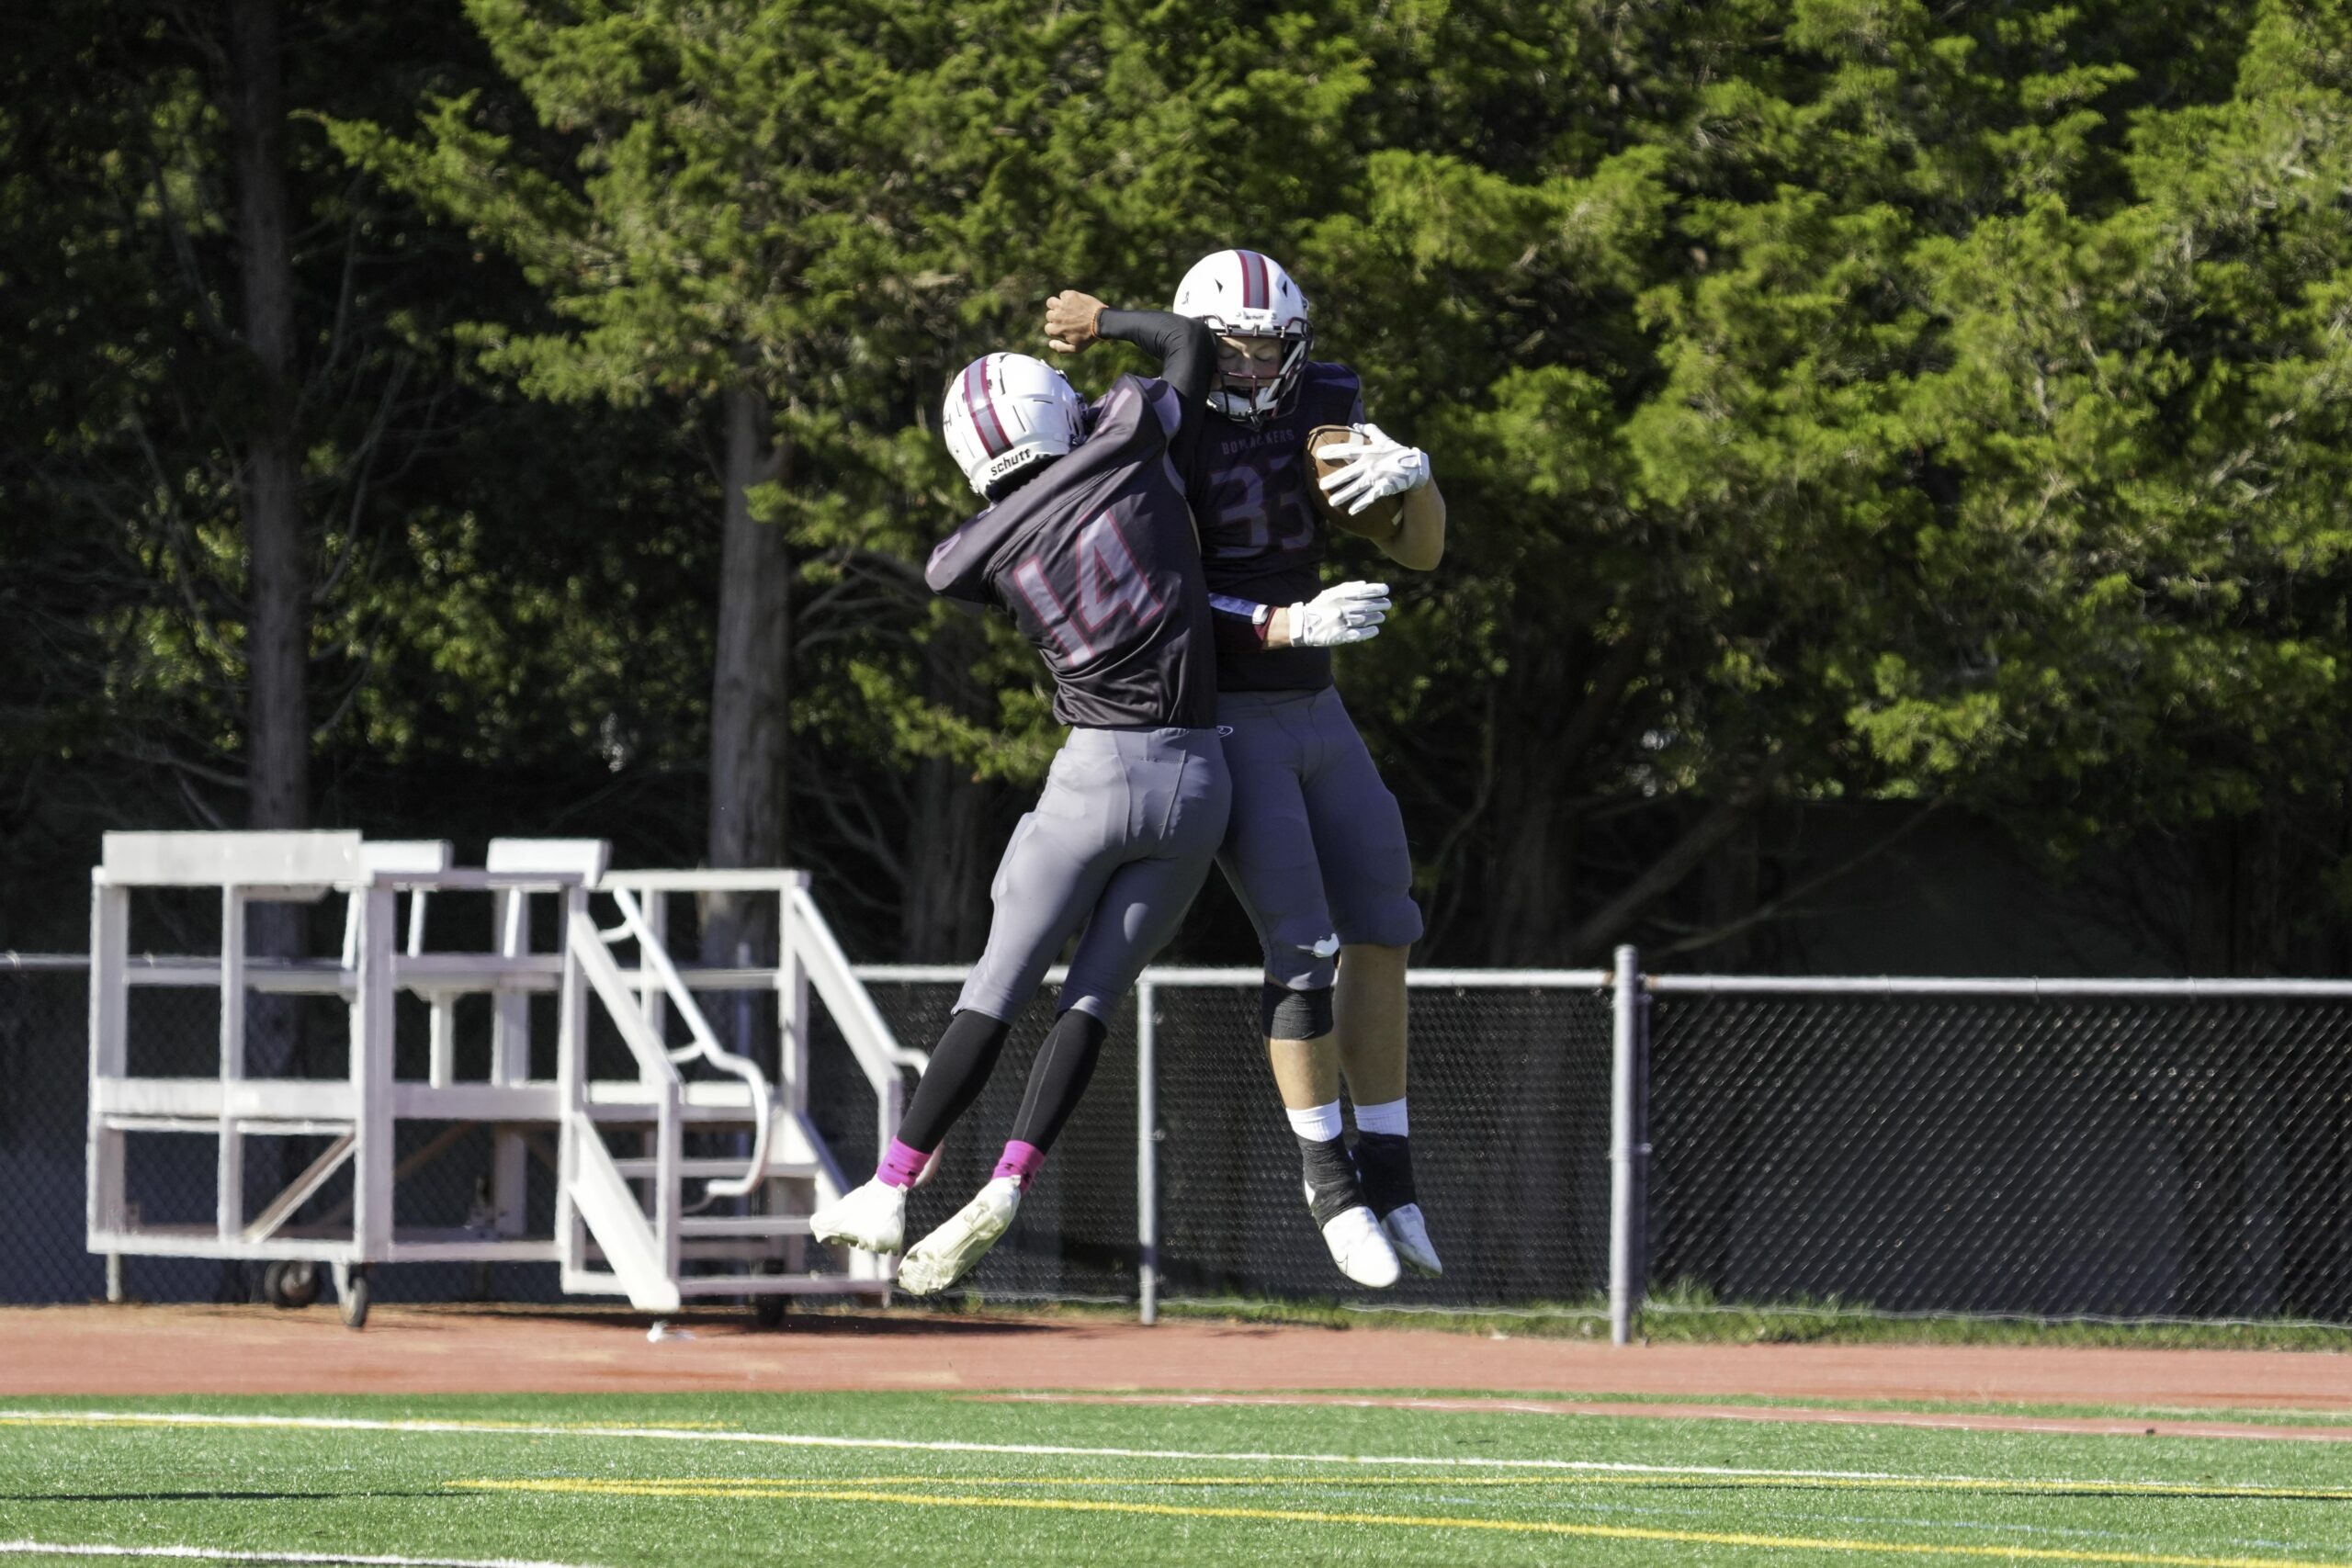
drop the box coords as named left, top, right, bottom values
left=1646, top=991, right=2352, bottom=1323
left=1153, top=981, right=1614, bottom=1307
left=860, top=976, right=1614, bottom=1310
left=851, top=982, right=1140, bottom=1303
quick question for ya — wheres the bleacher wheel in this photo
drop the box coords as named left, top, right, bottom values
left=753, top=1258, right=787, bottom=1328
left=262, top=1259, right=320, bottom=1311
left=339, top=1266, right=370, bottom=1330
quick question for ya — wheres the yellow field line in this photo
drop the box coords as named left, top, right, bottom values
left=449, top=1478, right=2352, bottom=1568
left=507, top=1472, right=2352, bottom=1503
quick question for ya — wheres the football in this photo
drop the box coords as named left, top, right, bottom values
left=1307, top=423, right=1407, bottom=539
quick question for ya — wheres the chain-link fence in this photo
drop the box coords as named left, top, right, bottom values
left=849, top=969, right=1615, bottom=1312
left=1143, top=975, right=1614, bottom=1309
left=840, top=982, right=1142, bottom=1303
left=1648, top=980, right=2352, bottom=1324
left=10, top=955, right=2352, bottom=1325
left=1, top=961, right=123, bottom=1303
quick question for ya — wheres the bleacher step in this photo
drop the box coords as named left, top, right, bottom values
left=610, top=1156, right=820, bottom=1180
left=676, top=1214, right=814, bottom=1238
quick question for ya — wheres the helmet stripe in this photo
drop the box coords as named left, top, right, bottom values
left=963, top=359, right=1012, bottom=458
left=1238, top=250, right=1268, bottom=310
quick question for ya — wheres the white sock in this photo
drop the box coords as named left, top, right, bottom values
left=1354, top=1097, right=1408, bottom=1137
left=1285, top=1100, right=1344, bottom=1143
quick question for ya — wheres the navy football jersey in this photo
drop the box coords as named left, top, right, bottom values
left=926, top=374, right=1216, bottom=730
left=1181, top=361, right=1366, bottom=692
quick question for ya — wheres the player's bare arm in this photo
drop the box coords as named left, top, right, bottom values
left=1388, top=474, right=1446, bottom=570
left=1316, top=423, right=1446, bottom=571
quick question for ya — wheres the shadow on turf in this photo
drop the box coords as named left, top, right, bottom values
left=3, top=1492, right=451, bottom=1505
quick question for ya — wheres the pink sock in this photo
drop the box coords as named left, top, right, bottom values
left=876, top=1137, right=930, bottom=1189
left=992, top=1140, right=1046, bottom=1190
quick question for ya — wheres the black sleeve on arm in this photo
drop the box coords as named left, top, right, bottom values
left=1097, top=308, right=1216, bottom=410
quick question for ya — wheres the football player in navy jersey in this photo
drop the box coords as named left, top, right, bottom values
left=1046, top=252, right=1447, bottom=1288
left=810, top=310, right=1393, bottom=1295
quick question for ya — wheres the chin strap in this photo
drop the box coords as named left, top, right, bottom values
left=1209, top=385, right=1278, bottom=426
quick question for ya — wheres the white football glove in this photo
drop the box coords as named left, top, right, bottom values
left=1287, top=581, right=1391, bottom=648
left=1315, top=423, right=1430, bottom=515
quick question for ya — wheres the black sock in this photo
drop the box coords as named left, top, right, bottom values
left=1353, top=1131, right=1417, bottom=1217
left=1008, top=1007, right=1109, bottom=1153
left=1298, top=1135, right=1367, bottom=1227
left=895, top=1010, right=1012, bottom=1153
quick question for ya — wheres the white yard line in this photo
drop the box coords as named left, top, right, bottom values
left=0, top=1543, right=605, bottom=1568
left=0, top=1407, right=2292, bottom=1498
left=973, top=1391, right=2352, bottom=1443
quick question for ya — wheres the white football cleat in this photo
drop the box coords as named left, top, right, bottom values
left=1380, top=1203, right=1442, bottom=1276
left=1308, top=1183, right=1401, bottom=1289
left=895, top=1176, right=1023, bottom=1296
left=808, top=1178, right=907, bottom=1255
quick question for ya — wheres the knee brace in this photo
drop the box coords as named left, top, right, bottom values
left=1261, top=980, right=1334, bottom=1041
left=1260, top=923, right=1341, bottom=993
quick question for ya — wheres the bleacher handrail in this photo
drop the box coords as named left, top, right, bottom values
left=566, top=911, right=685, bottom=1091
left=788, top=885, right=929, bottom=1087
left=601, top=886, right=772, bottom=1201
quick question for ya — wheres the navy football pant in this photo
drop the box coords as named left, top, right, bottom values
left=1215, top=686, right=1423, bottom=998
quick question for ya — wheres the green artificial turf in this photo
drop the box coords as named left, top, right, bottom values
left=3, top=1392, right=2349, bottom=1568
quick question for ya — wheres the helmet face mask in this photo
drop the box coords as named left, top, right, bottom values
left=1215, top=330, right=1308, bottom=409
left=941, top=353, right=1091, bottom=499
left=1172, top=250, right=1313, bottom=426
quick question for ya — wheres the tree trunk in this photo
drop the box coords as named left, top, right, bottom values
left=898, top=756, right=990, bottom=959
left=224, top=0, right=305, bottom=1293
left=702, top=380, right=791, bottom=974
left=898, top=620, right=994, bottom=961
left=1565, top=751, right=1789, bottom=962
left=228, top=0, right=306, bottom=841
left=1480, top=777, right=1575, bottom=964
left=1474, top=627, right=1645, bottom=964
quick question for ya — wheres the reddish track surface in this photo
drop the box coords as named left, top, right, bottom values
left=6, top=1304, right=2350, bottom=1438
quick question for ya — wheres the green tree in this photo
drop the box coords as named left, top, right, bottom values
left=329, top=0, right=1094, bottom=959
left=1, top=0, right=478, bottom=930
left=1290, top=0, right=2352, bottom=966
left=16, top=0, right=2351, bottom=977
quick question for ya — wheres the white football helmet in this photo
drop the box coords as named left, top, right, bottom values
left=1171, top=249, right=1313, bottom=425
left=942, top=352, right=1091, bottom=498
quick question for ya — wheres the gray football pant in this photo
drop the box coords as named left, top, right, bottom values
left=956, top=726, right=1231, bottom=1022
left=1216, top=686, right=1424, bottom=994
